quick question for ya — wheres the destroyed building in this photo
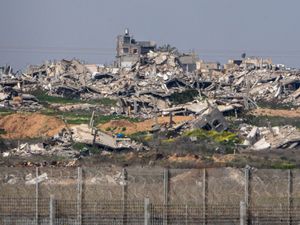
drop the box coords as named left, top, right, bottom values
left=116, top=29, right=156, bottom=68
left=224, top=57, right=273, bottom=71
left=242, top=57, right=272, bottom=69
left=197, top=60, right=222, bottom=74
left=178, top=53, right=199, bottom=72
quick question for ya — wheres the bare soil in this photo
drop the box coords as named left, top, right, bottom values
left=98, top=116, right=193, bottom=135
left=0, top=113, right=66, bottom=139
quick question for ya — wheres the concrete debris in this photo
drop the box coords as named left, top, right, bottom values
left=5, top=174, right=18, bottom=184
left=240, top=124, right=300, bottom=150
left=1, top=52, right=300, bottom=115
left=71, top=124, right=144, bottom=151
left=189, top=103, right=228, bottom=132
left=0, top=86, right=42, bottom=111
left=2, top=128, right=79, bottom=158
left=252, top=138, right=271, bottom=151
left=157, top=103, right=228, bottom=133
left=25, top=173, right=48, bottom=185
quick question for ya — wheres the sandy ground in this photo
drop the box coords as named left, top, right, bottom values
left=250, top=108, right=300, bottom=118
left=0, top=113, right=66, bottom=139
left=98, top=116, right=194, bottom=135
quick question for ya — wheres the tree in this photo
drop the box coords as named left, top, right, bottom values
left=157, top=44, right=179, bottom=55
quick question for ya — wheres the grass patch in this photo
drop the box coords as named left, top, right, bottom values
left=32, top=90, right=81, bottom=104
left=130, top=131, right=152, bottom=144
left=41, top=110, right=91, bottom=124
left=183, top=129, right=240, bottom=154
left=72, top=142, right=100, bottom=154
left=169, top=89, right=199, bottom=105
left=271, top=161, right=296, bottom=169
left=184, top=129, right=240, bottom=145
left=94, top=115, right=140, bottom=124
left=162, top=138, right=176, bottom=143
left=244, top=114, right=300, bottom=128
left=32, top=90, right=117, bottom=106
left=87, top=98, right=117, bottom=106
left=41, top=110, right=139, bottom=125
left=0, top=108, right=14, bottom=116
left=257, top=101, right=293, bottom=110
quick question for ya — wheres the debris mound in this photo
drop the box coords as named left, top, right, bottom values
left=0, top=113, right=66, bottom=139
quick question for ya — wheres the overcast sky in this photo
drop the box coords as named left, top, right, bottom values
left=1, top=0, right=300, bottom=70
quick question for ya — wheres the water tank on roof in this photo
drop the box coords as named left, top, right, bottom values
left=125, top=28, right=129, bottom=35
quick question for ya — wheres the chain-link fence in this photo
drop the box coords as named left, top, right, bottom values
left=1, top=167, right=300, bottom=224
left=1, top=197, right=300, bottom=225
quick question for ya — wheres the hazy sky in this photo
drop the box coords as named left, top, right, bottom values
left=1, top=0, right=300, bottom=70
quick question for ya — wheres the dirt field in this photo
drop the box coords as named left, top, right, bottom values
left=0, top=113, right=66, bottom=139
left=250, top=108, right=300, bottom=118
left=98, top=116, right=194, bottom=135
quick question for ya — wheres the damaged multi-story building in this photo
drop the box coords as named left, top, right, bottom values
left=116, top=29, right=156, bottom=68
left=178, top=53, right=199, bottom=72
left=224, top=57, right=273, bottom=70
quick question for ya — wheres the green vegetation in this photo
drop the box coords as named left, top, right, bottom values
left=271, top=161, right=296, bottom=169
left=184, top=129, right=240, bottom=146
left=130, top=131, right=151, bottom=143
left=72, top=142, right=100, bottom=154
left=0, top=108, right=14, bottom=116
left=88, top=98, right=117, bottom=106
left=257, top=101, right=293, bottom=110
left=0, top=129, right=7, bottom=135
left=169, top=89, right=199, bottom=105
left=244, top=114, right=300, bottom=129
left=181, top=129, right=240, bottom=154
left=33, top=91, right=81, bottom=104
left=32, top=90, right=117, bottom=106
left=161, top=138, right=176, bottom=143
left=42, top=109, right=140, bottom=125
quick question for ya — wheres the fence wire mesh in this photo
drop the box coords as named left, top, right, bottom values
left=1, top=167, right=300, bottom=224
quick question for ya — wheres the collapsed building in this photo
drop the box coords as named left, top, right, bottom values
left=241, top=125, right=300, bottom=150
left=116, top=29, right=156, bottom=68
left=1, top=30, right=300, bottom=155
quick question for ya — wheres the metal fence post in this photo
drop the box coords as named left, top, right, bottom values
left=244, top=166, right=250, bottom=224
left=163, top=168, right=169, bottom=225
left=202, top=168, right=207, bottom=225
left=144, top=198, right=150, bottom=225
left=288, top=169, right=293, bottom=225
left=49, top=195, right=55, bottom=225
left=240, top=201, right=246, bottom=225
left=122, top=168, right=128, bottom=225
left=185, top=204, right=188, bottom=225
left=77, top=167, right=82, bottom=225
left=35, top=167, right=39, bottom=225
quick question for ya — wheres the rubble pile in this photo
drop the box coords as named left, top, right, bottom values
left=2, top=52, right=300, bottom=116
left=0, top=66, right=42, bottom=111
left=3, top=128, right=78, bottom=158
left=2, top=45, right=300, bottom=161
left=201, top=69, right=300, bottom=107
left=71, top=124, right=145, bottom=151
left=240, top=124, right=300, bottom=150
left=26, top=59, right=97, bottom=99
